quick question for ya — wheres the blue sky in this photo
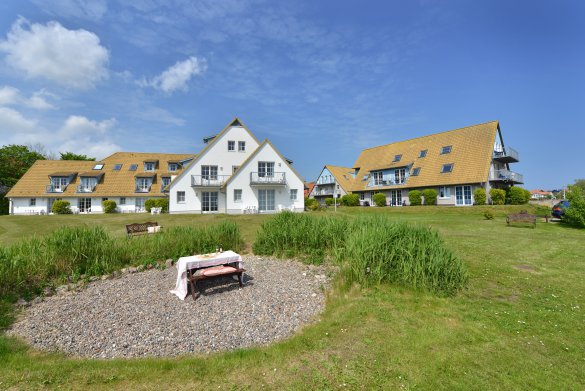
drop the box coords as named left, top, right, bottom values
left=0, top=0, right=583, bottom=190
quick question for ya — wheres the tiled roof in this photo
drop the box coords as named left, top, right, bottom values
left=350, top=121, right=499, bottom=191
left=6, top=152, right=194, bottom=198
left=324, top=165, right=355, bottom=194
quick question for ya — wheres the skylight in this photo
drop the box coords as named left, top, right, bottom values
left=113, top=164, right=122, bottom=171
left=93, top=164, right=104, bottom=170
left=412, top=167, right=421, bottom=176
left=393, top=154, right=402, bottom=162
left=441, top=163, right=454, bottom=173
left=129, top=164, right=138, bottom=171
left=440, top=145, right=452, bottom=154
left=419, top=149, right=427, bottom=158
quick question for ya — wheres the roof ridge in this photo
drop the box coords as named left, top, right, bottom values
left=360, top=120, right=499, bottom=152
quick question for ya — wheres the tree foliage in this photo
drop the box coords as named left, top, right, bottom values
left=341, top=194, right=360, bottom=206
left=52, top=200, right=72, bottom=214
left=507, top=186, right=530, bottom=205
left=0, top=145, right=46, bottom=188
left=60, top=152, right=96, bottom=161
left=490, top=189, right=506, bottom=205
left=564, top=185, right=585, bottom=228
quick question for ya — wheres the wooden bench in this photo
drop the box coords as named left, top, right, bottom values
left=506, top=212, right=536, bottom=228
left=125, top=221, right=161, bottom=237
left=187, top=265, right=246, bottom=301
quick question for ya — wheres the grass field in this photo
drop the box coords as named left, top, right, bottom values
left=0, top=206, right=584, bottom=390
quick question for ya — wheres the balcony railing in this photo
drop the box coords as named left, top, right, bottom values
left=367, top=178, right=405, bottom=188
left=250, top=172, right=286, bottom=186
left=46, top=184, right=68, bottom=193
left=490, top=169, right=524, bottom=184
left=76, top=185, right=96, bottom=193
left=191, top=175, right=230, bottom=187
left=135, top=185, right=152, bottom=193
left=493, top=146, right=519, bottom=163
left=316, top=178, right=335, bottom=185
left=312, top=188, right=335, bottom=196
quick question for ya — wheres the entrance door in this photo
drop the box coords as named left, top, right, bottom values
left=258, top=189, right=275, bottom=212
left=455, top=186, right=472, bottom=205
left=202, top=192, right=218, bottom=212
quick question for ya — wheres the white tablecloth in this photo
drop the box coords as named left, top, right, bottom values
left=170, top=250, right=244, bottom=300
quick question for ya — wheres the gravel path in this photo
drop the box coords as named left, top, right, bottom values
left=7, top=256, right=332, bottom=359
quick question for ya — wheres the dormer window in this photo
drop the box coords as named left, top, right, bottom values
left=145, top=162, right=156, bottom=171
left=440, top=145, right=452, bottom=154
left=393, top=154, right=402, bottom=162
left=419, top=149, right=428, bottom=158
left=228, top=140, right=235, bottom=151
left=168, top=163, right=178, bottom=172
left=441, top=163, right=454, bottom=173
left=93, top=164, right=104, bottom=170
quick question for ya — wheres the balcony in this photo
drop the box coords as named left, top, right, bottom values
left=45, top=184, right=68, bottom=193
left=312, top=188, right=335, bottom=196
left=367, top=178, right=405, bottom=188
left=490, top=169, right=524, bottom=184
left=76, top=185, right=96, bottom=193
left=191, top=175, right=230, bottom=187
left=493, top=146, right=519, bottom=163
left=135, top=185, right=152, bottom=193
left=250, top=172, right=286, bottom=186
left=316, top=178, right=335, bottom=185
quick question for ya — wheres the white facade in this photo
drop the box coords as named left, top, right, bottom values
left=10, top=196, right=160, bottom=215
left=169, top=122, right=304, bottom=214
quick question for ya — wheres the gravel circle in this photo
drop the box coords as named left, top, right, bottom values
left=7, top=256, right=332, bottom=359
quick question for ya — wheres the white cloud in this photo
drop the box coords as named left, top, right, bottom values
left=0, top=18, right=109, bottom=90
left=0, top=86, right=56, bottom=109
left=32, top=0, right=108, bottom=21
left=0, top=109, right=120, bottom=159
left=139, top=56, right=206, bottom=94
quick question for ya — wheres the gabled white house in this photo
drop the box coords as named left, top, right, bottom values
left=169, top=118, right=304, bottom=214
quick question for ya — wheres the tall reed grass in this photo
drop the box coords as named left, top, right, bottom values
left=252, top=212, right=467, bottom=295
left=0, top=221, right=242, bottom=298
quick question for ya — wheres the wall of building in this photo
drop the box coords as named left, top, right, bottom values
left=10, top=196, right=162, bottom=214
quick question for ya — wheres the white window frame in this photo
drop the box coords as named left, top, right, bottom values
left=373, top=171, right=384, bottom=185
left=258, top=161, right=275, bottom=177
left=168, top=163, right=178, bottom=172
left=290, top=189, right=298, bottom=200
left=394, top=168, right=406, bottom=184
left=201, top=165, right=218, bottom=180
left=145, top=162, right=156, bottom=172
left=238, top=141, right=246, bottom=152
left=177, top=191, right=185, bottom=203
left=439, top=186, right=451, bottom=199
left=29, top=198, right=36, bottom=206
left=228, top=140, right=235, bottom=151
left=234, top=189, right=242, bottom=202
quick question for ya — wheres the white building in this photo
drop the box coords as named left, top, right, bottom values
left=169, top=118, right=304, bottom=214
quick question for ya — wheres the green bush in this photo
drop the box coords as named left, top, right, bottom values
left=490, top=189, right=506, bottom=205
left=408, top=190, right=422, bottom=206
left=0, top=222, right=243, bottom=298
left=304, top=197, right=319, bottom=211
left=341, top=194, right=360, bottom=207
left=564, top=185, right=585, bottom=228
left=144, top=198, right=168, bottom=213
left=373, top=193, right=387, bottom=207
left=325, top=198, right=335, bottom=206
left=252, top=212, right=468, bottom=295
left=51, top=200, right=72, bottom=214
left=483, top=210, right=494, bottom=220
left=507, top=186, right=530, bottom=205
left=422, top=189, right=437, bottom=206
left=474, top=188, right=486, bottom=205
left=102, top=200, right=117, bottom=213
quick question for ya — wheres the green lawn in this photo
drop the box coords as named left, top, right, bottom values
left=0, top=207, right=584, bottom=390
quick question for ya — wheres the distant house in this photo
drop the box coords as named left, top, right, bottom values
left=7, top=117, right=305, bottom=215
left=304, top=182, right=315, bottom=198
left=313, top=121, right=522, bottom=206
left=309, top=165, right=354, bottom=204
left=530, top=189, right=554, bottom=200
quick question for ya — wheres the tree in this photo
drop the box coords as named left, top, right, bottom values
left=0, top=145, right=46, bottom=188
left=572, top=179, right=585, bottom=192
left=564, top=185, right=585, bottom=228
left=60, top=152, right=96, bottom=161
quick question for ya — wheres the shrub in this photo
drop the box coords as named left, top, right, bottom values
left=408, top=190, right=422, bottom=206
left=490, top=189, right=506, bottom=205
left=51, top=200, right=72, bottom=214
left=483, top=210, right=494, bottom=220
left=564, top=185, right=585, bottom=228
left=341, top=194, right=360, bottom=207
left=144, top=198, right=169, bottom=213
left=325, top=198, right=335, bottom=206
left=422, top=189, right=437, bottom=206
left=507, top=186, right=530, bottom=205
left=373, top=193, right=386, bottom=207
left=102, top=200, right=117, bottom=213
left=474, top=188, right=486, bottom=205
left=304, top=197, right=319, bottom=211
